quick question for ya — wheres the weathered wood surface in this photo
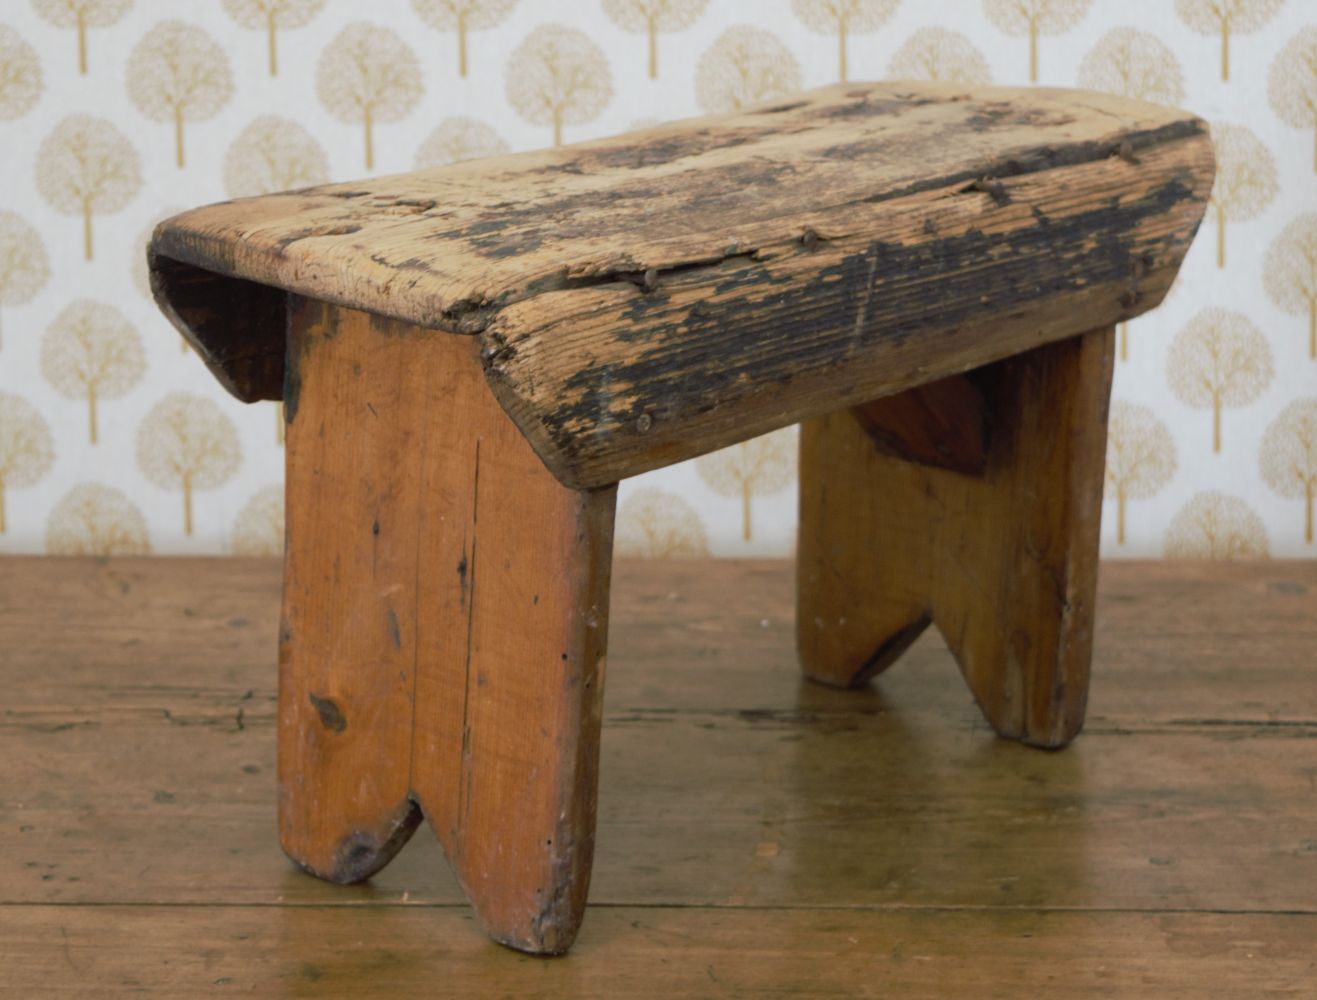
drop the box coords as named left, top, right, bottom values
left=5, top=906, right=1314, bottom=998
left=799, top=328, right=1116, bottom=748
left=1, top=557, right=1314, bottom=993
left=279, top=301, right=615, bottom=953
left=149, top=82, right=1213, bottom=489
left=1, top=558, right=1315, bottom=992
left=0, top=563, right=1311, bottom=869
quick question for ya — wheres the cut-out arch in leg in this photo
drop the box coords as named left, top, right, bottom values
left=279, top=298, right=615, bottom=954
left=797, top=328, right=1115, bottom=749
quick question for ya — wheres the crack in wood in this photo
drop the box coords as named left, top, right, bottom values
left=456, top=439, right=481, bottom=840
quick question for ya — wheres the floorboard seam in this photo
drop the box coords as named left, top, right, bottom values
left=1, top=901, right=1314, bottom=917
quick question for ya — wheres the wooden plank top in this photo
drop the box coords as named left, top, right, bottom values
left=149, top=82, right=1214, bottom=488
left=2, top=556, right=1314, bottom=995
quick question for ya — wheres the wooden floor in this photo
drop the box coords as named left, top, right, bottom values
left=0, top=557, right=1313, bottom=997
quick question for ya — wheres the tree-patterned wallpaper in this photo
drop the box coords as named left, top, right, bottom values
left=0, top=0, right=1314, bottom=559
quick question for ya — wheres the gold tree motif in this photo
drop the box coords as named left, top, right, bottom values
left=1175, top=0, right=1282, bottom=82
left=982, top=0, right=1090, bottom=82
left=0, top=25, right=42, bottom=120
left=1267, top=27, right=1317, bottom=174
left=1104, top=400, right=1176, bottom=545
left=0, top=392, right=54, bottom=534
left=1164, top=491, right=1269, bottom=559
left=0, top=211, right=50, bottom=350
left=137, top=393, right=241, bottom=536
left=223, top=116, right=329, bottom=198
left=615, top=487, right=709, bottom=557
left=1264, top=214, right=1317, bottom=360
left=1167, top=308, right=1273, bottom=454
left=127, top=21, right=234, bottom=169
left=317, top=23, right=424, bottom=169
left=695, top=26, right=802, bottom=114
left=45, top=483, right=150, bottom=555
left=507, top=25, right=612, bottom=148
left=1208, top=123, right=1276, bottom=269
left=791, top=0, right=898, bottom=83
left=231, top=484, right=284, bottom=556
left=414, top=116, right=509, bottom=167
left=602, top=0, right=708, bottom=80
left=41, top=299, right=146, bottom=445
left=412, top=0, right=518, bottom=78
left=1077, top=27, right=1184, bottom=105
left=1260, top=398, right=1317, bottom=543
left=695, top=427, right=795, bottom=542
left=31, top=0, right=130, bottom=75
left=221, top=0, right=326, bottom=76
left=888, top=27, right=991, bottom=85
left=35, top=115, right=140, bottom=261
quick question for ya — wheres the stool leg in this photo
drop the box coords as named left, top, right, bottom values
left=797, top=328, right=1115, bottom=748
left=280, top=298, right=615, bottom=954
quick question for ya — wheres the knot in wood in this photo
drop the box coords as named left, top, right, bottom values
left=966, top=178, right=1011, bottom=206
left=307, top=692, right=347, bottom=733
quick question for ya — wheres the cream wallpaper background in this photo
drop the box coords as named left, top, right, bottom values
left=0, top=0, right=1314, bottom=559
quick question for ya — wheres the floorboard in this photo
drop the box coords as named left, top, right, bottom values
left=0, top=557, right=1313, bottom=996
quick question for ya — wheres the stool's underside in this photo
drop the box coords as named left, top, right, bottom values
left=150, top=81, right=1213, bottom=489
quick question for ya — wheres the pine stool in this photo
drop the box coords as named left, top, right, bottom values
left=147, top=82, right=1214, bottom=955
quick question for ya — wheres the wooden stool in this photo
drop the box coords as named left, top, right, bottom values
left=147, top=83, right=1213, bottom=954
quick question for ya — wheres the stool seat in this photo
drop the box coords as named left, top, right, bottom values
left=150, top=81, right=1211, bottom=489
left=145, top=82, right=1214, bottom=956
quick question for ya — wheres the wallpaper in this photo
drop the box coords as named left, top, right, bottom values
left=0, top=0, right=1314, bottom=559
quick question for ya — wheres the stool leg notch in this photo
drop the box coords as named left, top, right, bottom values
left=279, top=298, right=615, bottom=955
left=798, top=328, right=1115, bottom=748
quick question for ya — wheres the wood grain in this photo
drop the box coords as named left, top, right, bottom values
left=799, top=329, right=1116, bottom=747
left=0, top=557, right=1314, bottom=993
left=280, top=300, right=615, bottom=953
left=851, top=373, right=990, bottom=475
left=4, top=906, right=1314, bottom=998
left=148, top=81, right=1213, bottom=488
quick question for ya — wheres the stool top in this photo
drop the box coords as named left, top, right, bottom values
left=150, top=82, right=1213, bottom=488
